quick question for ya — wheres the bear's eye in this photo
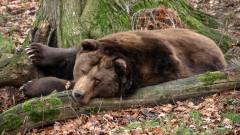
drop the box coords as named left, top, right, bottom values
left=81, top=69, right=87, bottom=74
left=94, top=77, right=101, bottom=84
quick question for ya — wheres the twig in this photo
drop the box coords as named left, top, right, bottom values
left=166, top=13, right=176, bottom=28
left=0, top=130, right=5, bottom=135
left=68, top=105, right=79, bottom=118
left=118, top=96, right=123, bottom=109
left=41, top=96, right=44, bottom=129
left=172, top=97, right=177, bottom=105
left=23, top=116, right=29, bottom=135
left=97, top=98, right=104, bottom=113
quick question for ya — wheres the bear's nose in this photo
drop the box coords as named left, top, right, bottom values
left=73, top=91, right=85, bottom=100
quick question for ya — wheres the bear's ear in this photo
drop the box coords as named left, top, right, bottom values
left=114, top=59, right=127, bottom=83
left=115, top=59, right=126, bottom=72
left=81, top=39, right=98, bottom=51
left=114, top=58, right=132, bottom=96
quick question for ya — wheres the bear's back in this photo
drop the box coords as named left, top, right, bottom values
left=98, top=29, right=226, bottom=85
left=99, top=28, right=226, bottom=71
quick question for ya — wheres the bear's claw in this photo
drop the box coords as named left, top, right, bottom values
left=19, top=80, right=34, bottom=97
left=26, top=50, right=35, bottom=54
left=25, top=47, right=31, bottom=51
left=28, top=54, right=35, bottom=59
left=19, top=85, right=25, bottom=91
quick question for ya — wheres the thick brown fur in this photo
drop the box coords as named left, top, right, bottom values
left=92, top=29, right=226, bottom=91
left=21, top=28, right=226, bottom=103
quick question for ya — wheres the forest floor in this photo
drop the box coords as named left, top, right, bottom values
left=0, top=0, right=240, bottom=134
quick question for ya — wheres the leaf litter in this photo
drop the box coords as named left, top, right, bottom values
left=0, top=0, right=40, bottom=48
left=26, top=90, right=240, bottom=135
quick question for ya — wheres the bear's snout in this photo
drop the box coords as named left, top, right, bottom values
left=73, top=91, right=85, bottom=101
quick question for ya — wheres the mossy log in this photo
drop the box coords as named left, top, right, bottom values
left=1, top=68, right=240, bottom=134
left=0, top=50, right=41, bottom=88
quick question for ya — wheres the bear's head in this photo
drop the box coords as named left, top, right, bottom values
left=72, top=39, right=132, bottom=103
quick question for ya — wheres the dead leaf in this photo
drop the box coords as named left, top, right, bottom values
left=222, top=118, right=232, bottom=125
left=174, top=106, right=188, bottom=112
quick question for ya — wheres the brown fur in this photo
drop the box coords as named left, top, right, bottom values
left=22, top=29, right=226, bottom=103
left=72, top=28, right=226, bottom=102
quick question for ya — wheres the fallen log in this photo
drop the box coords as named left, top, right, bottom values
left=0, top=67, right=240, bottom=134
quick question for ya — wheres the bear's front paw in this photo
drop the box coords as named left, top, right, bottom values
left=19, top=80, right=35, bottom=98
left=26, top=43, right=46, bottom=65
left=25, top=43, right=55, bottom=66
left=20, top=77, right=68, bottom=98
left=19, top=79, right=54, bottom=98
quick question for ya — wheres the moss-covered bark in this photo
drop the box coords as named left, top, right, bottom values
left=164, top=0, right=237, bottom=52
left=0, top=50, right=42, bottom=88
left=26, top=0, right=239, bottom=50
left=0, top=34, right=15, bottom=55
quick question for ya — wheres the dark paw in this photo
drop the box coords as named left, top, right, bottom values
left=25, top=43, right=49, bottom=66
left=19, top=79, right=55, bottom=98
left=19, top=80, right=36, bottom=98
left=19, top=77, right=69, bottom=98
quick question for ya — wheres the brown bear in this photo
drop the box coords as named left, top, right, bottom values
left=21, top=28, right=226, bottom=103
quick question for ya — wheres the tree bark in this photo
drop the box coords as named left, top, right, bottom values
left=0, top=0, right=237, bottom=88
left=1, top=68, right=240, bottom=134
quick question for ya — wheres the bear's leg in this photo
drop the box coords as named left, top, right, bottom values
left=20, top=77, right=74, bottom=98
left=26, top=43, right=81, bottom=79
left=26, top=43, right=80, bottom=67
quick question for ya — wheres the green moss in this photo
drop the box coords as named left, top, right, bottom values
left=198, top=71, right=226, bottom=84
left=92, top=1, right=131, bottom=38
left=215, top=129, right=229, bottom=134
left=22, top=97, right=62, bottom=123
left=117, top=119, right=161, bottom=133
left=166, top=112, right=178, bottom=120
left=0, top=34, right=15, bottom=54
left=131, top=0, right=159, bottom=13
left=163, top=0, right=237, bottom=53
left=174, top=126, right=193, bottom=135
left=223, top=111, right=240, bottom=125
left=0, top=113, right=23, bottom=133
left=189, top=110, right=201, bottom=124
left=22, top=35, right=30, bottom=47
left=83, top=107, right=108, bottom=114
left=0, top=17, right=5, bottom=24
left=2, top=106, right=18, bottom=114
left=117, top=122, right=142, bottom=133
left=60, top=0, right=84, bottom=48
left=22, top=98, right=37, bottom=112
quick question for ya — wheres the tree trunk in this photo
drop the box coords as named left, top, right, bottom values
left=0, top=0, right=237, bottom=88
left=1, top=68, right=240, bottom=134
